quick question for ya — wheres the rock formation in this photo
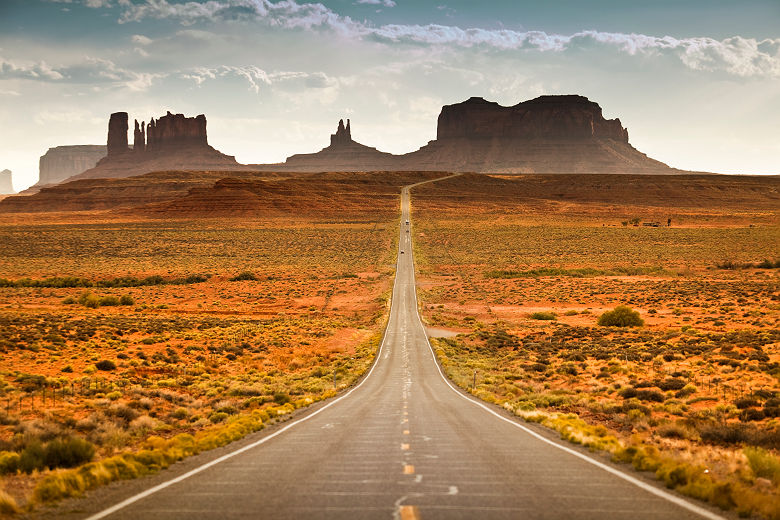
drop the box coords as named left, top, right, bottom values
left=107, top=112, right=129, bottom=155
left=0, top=169, right=13, bottom=194
left=37, top=146, right=107, bottom=186
left=269, top=95, right=671, bottom=174
left=133, top=120, right=145, bottom=152
left=283, top=119, right=396, bottom=171
left=147, top=112, right=207, bottom=151
left=330, top=119, right=351, bottom=146
left=435, top=95, right=629, bottom=142
left=399, top=95, right=665, bottom=173
left=68, top=111, right=241, bottom=181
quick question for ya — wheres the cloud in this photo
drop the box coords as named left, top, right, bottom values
left=112, top=0, right=780, bottom=78
left=0, top=55, right=157, bottom=90
left=181, top=65, right=339, bottom=94
left=131, top=34, right=153, bottom=45
left=356, top=0, right=396, bottom=7
left=0, top=56, right=64, bottom=80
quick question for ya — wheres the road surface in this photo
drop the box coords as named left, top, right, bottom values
left=71, top=178, right=725, bottom=520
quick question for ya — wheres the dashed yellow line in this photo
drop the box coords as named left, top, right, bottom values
left=403, top=429, right=410, bottom=435
left=403, top=464, right=415, bottom=474
left=399, top=505, right=420, bottom=520
left=401, top=443, right=410, bottom=450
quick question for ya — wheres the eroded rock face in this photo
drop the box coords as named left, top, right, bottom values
left=107, top=112, right=129, bottom=155
left=0, top=169, right=13, bottom=194
left=330, top=119, right=352, bottom=147
left=436, top=95, right=629, bottom=142
left=147, top=112, right=208, bottom=151
left=38, top=146, right=107, bottom=185
left=68, top=111, right=237, bottom=182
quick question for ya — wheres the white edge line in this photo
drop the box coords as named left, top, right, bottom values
left=84, top=265, right=403, bottom=520
left=405, top=186, right=726, bottom=520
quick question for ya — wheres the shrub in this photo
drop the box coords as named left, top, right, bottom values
left=78, top=292, right=100, bottom=309
left=43, top=437, right=95, bottom=469
left=62, top=296, right=76, bottom=305
left=597, top=305, right=644, bottom=327
left=530, top=311, right=557, bottom=321
left=98, top=295, right=120, bottom=306
left=229, top=271, right=257, bottom=281
left=0, top=488, right=20, bottom=515
left=0, top=451, right=20, bottom=474
left=744, top=446, right=780, bottom=484
left=95, top=360, right=117, bottom=371
left=119, top=295, right=134, bottom=306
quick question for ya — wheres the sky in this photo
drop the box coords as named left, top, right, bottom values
left=1, top=0, right=779, bottom=191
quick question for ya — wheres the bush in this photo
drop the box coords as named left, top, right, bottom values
left=229, top=271, right=258, bottom=281
left=744, top=446, right=780, bottom=484
left=78, top=291, right=100, bottom=309
left=530, top=311, right=557, bottom=321
left=43, top=437, right=95, bottom=469
left=95, top=360, right=117, bottom=371
left=99, top=295, right=120, bottom=306
left=119, top=295, right=134, bottom=306
left=597, top=305, right=644, bottom=327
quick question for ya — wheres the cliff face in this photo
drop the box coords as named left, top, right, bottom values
left=38, top=145, right=107, bottom=185
left=0, top=169, right=13, bottom=194
left=69, top=111, right=240, bottom=181
left=401, top=95, right=665, bottom=173
left=436, top=95, right=628, bottom=142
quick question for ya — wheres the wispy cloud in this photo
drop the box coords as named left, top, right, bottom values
left=356, top=0, right=396, bottom=7
left=181, top=65, right=338, bottom=94
left=113, top=0, right=780, bottom=78
left=0, top=55, right=157, bottom=90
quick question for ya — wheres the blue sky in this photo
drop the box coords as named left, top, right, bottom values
left=1, top=0, right=779, bottom=189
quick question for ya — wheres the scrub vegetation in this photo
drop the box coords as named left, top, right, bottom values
left=0, top=216, right=396, bottom=513
left=413, top=174, right=780, bottom=519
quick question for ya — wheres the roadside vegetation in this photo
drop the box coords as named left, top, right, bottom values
left=0, top=217, right=396, bottom=513
left=413, top=176, right=780, bottom=519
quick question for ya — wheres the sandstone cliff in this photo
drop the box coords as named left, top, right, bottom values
left=68, top=111, right=241, bottom=182
left=37, top=145, right=106, bottom=186
left=0, top=169, right=13, bottom=194
left=400, top=95, right=668, bottom=173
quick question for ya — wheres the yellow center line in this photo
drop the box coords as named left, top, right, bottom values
left=403, top=430, right=410, bottom=435
left=403, top=464, right=415, bottom=474
left=399, top=505, right=420, bottom=520
left=401, top=443, right=410, bottom=450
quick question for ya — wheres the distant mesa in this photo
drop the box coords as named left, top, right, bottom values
left=37, top=145, right=107, bottom=187
left=0, top=169, right=14, bottom=194
left=68, top=110, right=241, bottom=182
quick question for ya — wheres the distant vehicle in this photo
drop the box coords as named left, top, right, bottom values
left=405, top=220, right=409, bottom=225
left=400, top=251, right=404, bottom=254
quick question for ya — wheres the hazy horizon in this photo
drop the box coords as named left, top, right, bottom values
left=1, top=0, right=779, bottom=191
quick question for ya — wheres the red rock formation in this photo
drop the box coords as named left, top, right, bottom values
left=330, top=119, right=352, bottom=146
left=107, top=112, right=129, bottom=156
left=37, top=146, right=106, bottom=186
left=147, top=112, right=207, bottom=151
left=133, top=120, right=146, bottom=152
left=436, top=95, right=628, bottom=142
left=67, top=111, right=239, bottom=181
left=284, top=119, right=396, bottom=171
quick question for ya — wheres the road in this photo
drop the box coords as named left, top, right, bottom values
left=74, top=178, right=725, bottom=520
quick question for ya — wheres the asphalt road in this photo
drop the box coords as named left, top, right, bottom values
left=70, top=178, right=726, bottom=520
